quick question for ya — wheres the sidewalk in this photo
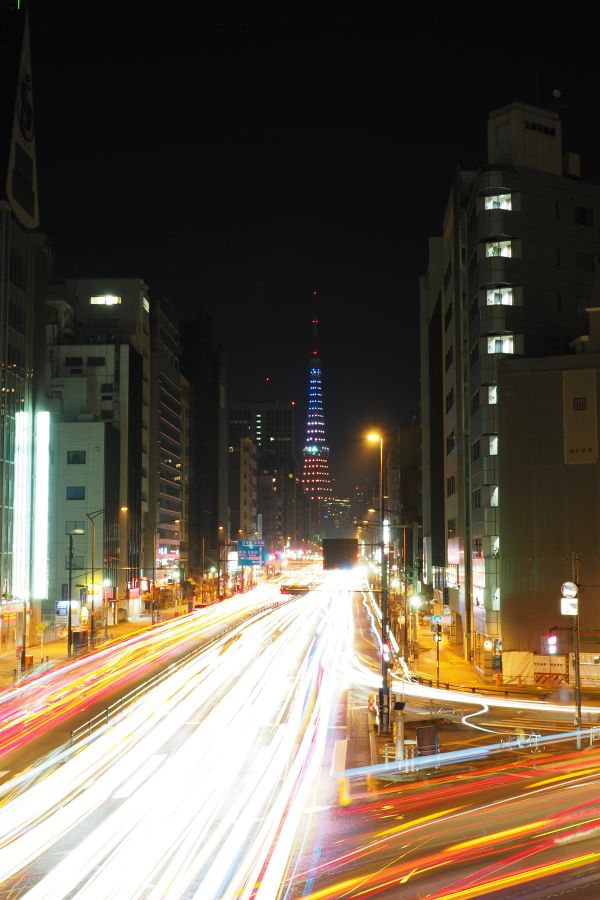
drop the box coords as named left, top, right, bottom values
left=0, top=616, right=154, bottom=689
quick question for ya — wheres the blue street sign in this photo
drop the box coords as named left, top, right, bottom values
left=237, top=539, right=265, bottom=567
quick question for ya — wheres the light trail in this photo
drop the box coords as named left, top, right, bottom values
left=0, top=570, right=356, bottom=898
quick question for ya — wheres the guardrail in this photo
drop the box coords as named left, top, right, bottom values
left=408, top=673, right=550, bottom=700
left=70, top=597, right=293, bottom=745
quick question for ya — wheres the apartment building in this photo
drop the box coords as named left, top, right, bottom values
left=421, top=101, right=600, bottom=676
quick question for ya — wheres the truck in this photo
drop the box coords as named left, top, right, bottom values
left=322, top=538, right=359, bottom=570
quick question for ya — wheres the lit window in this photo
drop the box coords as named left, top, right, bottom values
left=487, top=335, right=514, bottom=354
left=143, top=297, right=150, bottom=313
left=488, top=385, right=497, bottom=405
left=485, top=193, right=512, bottom=211
left=486, top=287, right=513, bottom=306
left=90, top=295, right=122, bottom=305
left=489, top=435, right=498, bottom=455
left=485, top=240, right=512, bottom=258
left=492, top=587, right=500, bottom=610
left=490, top=486, right=498, bottom=507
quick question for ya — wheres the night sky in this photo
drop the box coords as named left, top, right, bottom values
left=26, top=7, right=600, bottom=495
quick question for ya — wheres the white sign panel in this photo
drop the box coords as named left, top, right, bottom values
left=561, top=595, right=578, bottom=616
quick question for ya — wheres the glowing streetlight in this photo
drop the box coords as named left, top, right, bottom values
left=367, top=431, right=389, bottom=732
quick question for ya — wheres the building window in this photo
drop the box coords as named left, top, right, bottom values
left=101, top=410, right=113, bottom=420
left=490, top=486, right=499, bottom=507
left=469, top=251, right=477, bottom=276
left=524, top=120, right=556, bottom=136
left=472, top=440, right=480, bottom=461
left=485, top=240, right=512, bottom=258
left=470, top=342, right=479, bottom=367
left=447, top=518, right=456, bottom=538
left=443, top=261, right=452, bottom=291
left=87, top=357, right=106, bottom=367
left=67, top=450, right=86, bottom=465
left=576, top=251, right=595, bottom=272
left=445, top=345, right=453, bottom=371
left=488, top=385, right=498, bottom=405
left=575, top=206, right=594, bottom=227
left=66, top=486, right=85, bottom=500
left=489, top=435, right=498, bottom=455
left=486, top=287, right=513, bottom=306
left=446, top=430, right=455, bottom=454
left=473, top=489, right=481, bottom=509
left=472, top=538, right=482, bottom=558
left=573, top=396, right=587, bottom=412
left=101, top=383, right=114, bottom=392
left=65, top=357, right=83, bottom=367
left=488, top=335, right=514, bottom=354
left=485, top=193, right=512, bottom=211
left=90, top=295, right=121, bottom=305
left=446, top=474, right=456, bottom=497
left=471, top=391, right=480, bottom=414
left=469, top=297, right=478, bottom=321
left=65, top=520, right=85, bottom=534
left=444, top=302, right=453, bottom=330
left=445, top=388, right=454, bottom=413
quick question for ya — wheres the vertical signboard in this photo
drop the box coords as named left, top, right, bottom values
left=563, top=369, right=598, bottom=464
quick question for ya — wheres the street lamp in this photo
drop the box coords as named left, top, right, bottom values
left=146, top=515, right=180, bottom=624
left=86, top=509, right=104, bottom=645
left=217, top=526, right=224, bottom=599
left=66, top=524, right=85, bottom=657
left=368, top=431, right=390, bottom=733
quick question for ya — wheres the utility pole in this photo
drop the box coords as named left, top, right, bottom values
left=68, top=533, right=74, bottom=657
left=572, top=552, right=582, bottom=750
left=401, top=526, right=407, bottom=658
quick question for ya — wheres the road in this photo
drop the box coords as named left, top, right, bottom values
left=281, top=742, right=600, bottom=898
left=0, top=574, right=311, bottom=777
left=0, top=570, right=355, bottom=898
left=2, top=569, right=600, bottom=898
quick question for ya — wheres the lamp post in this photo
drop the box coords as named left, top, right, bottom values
left=217, top=526, right=224, bottom=599
left=563, top=556, right=582, bottom=749
left=368, top=432, right=389, bottom=733
left=66, top=524, right=84, bottom=657
left=146, top=515, right=179, bottom=624
left=86, top=509, right=104, bottom=645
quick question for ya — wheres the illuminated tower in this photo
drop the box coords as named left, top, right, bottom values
left=301, top=314, right=333, bottom=504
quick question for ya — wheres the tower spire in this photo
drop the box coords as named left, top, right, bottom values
left=301, top=293, right=332, bottom=505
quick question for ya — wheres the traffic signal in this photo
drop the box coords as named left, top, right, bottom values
left=433, top=624, right=442, bottom=643
left=547, top=633, right=558, bottom=655
left=382, top=642, right=391, bottom=663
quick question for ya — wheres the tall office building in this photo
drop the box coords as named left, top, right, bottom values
left=180, top=311, right=229, bottom=576
left=228, top=435, right=257, bottom=540
left=0, top=7, right=49, bottom=651
left=46, top=278, right=150, bottom=619
left=148, top=297, right=184, bottom=595
left=229, top=401, right=296, bottom=468
left=421, top=101, right=600, bottom=676
left=229, top=401, right=299, bottom=554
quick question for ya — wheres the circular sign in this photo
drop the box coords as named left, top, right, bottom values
left=561, top=581, right=578, bottom=598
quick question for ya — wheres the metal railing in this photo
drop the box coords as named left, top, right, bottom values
left=70, top=596, right=294, bottom=745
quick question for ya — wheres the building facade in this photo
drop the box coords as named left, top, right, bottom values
left=0, top=9, right=49, bottom=652
left=420, top=101, right=600, bottom=675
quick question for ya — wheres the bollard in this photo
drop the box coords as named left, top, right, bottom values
left=338, top=776, right=351, bottom=806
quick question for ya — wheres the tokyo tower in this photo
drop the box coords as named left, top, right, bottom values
left=301, top=311, right=333, bottom=503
